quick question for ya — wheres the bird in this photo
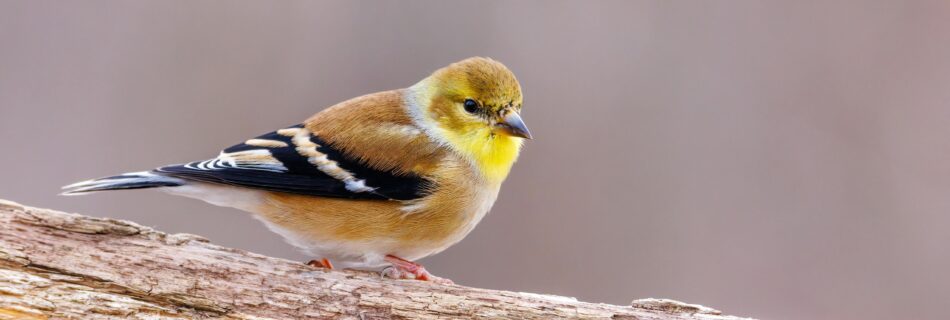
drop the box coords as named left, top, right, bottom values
left=62, top=57, right=531, bottom=284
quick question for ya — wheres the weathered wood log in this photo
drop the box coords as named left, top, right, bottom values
left=0, top=199, right=753, bottom=319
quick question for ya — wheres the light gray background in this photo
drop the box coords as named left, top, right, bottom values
left=2, top=1, right=949, bottom=319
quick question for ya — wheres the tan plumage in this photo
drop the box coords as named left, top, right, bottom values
left=62, top=57, right=531, bottom=282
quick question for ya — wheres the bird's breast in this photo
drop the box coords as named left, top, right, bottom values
left=398, top=178, right=501, bottom=255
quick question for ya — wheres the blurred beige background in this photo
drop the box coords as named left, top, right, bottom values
left=2, top=1, right=950, bottom=319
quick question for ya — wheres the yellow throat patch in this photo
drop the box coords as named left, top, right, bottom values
left=442, top=126, right=523, bottom=182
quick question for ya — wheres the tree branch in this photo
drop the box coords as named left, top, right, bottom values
left=0, top=199, right=753, bottom=319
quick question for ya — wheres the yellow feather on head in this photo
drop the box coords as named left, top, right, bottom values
left=410, top=57, right=527, bottom=182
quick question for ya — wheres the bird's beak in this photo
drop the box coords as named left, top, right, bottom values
left=495, top=112, right=533, bottom=139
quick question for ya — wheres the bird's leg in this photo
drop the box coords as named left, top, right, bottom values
left=306, top=258, right=334, bottom=270
left=381, top=255, right=453, bottom=284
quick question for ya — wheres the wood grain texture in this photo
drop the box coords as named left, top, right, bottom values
left=0, top=199, right=754, bottom=320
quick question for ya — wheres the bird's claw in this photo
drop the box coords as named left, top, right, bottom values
left=381, top=255, right=454, bottom=285
left=306, top=258, right=334, bottom=270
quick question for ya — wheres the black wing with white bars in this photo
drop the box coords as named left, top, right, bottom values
left=156, top=124, right=429, bottom=201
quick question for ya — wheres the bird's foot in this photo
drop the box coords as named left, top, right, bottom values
left=306, top=258, right=334, bottom=270
left=381, top=255, right=453, bottom=285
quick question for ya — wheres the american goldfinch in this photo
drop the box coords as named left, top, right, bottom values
left=63, top=57, right=530, bottom=284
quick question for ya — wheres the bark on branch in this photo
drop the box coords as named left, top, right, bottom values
left=0, top=199, right=753, bottom=319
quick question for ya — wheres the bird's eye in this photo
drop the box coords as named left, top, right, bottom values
left=463, top=99, right=479, bottom=114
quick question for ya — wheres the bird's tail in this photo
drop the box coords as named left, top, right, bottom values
left=61, top=171, right=185, bottom=195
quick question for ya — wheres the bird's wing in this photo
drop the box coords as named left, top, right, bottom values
left=156, top=124, right=429, bottom=201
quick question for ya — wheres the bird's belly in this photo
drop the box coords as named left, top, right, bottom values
left=251, top=215, right=396, bottom=269
left=252, top=189, right=499, bottom=270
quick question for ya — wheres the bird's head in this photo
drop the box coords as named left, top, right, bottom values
left=407, top=57, right=530, bottom=182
